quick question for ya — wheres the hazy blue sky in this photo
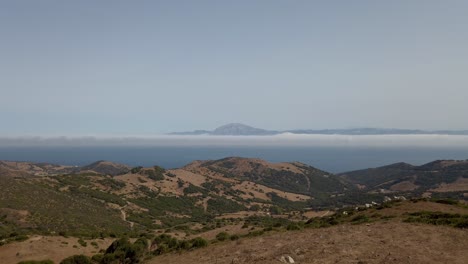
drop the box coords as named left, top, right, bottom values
left=1, top=1, right=468, bottom=135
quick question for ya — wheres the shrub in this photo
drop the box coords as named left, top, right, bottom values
left=141, top=167, right=165, bottom=181
left=14, top=235, right=28, bottom=242
left=351, top=215, right=370, bottom=224
left=77, top=239, right=87, bottom=247
left=60, top=255, right=92, bottom=264
left=404, top=211, right=468, bottom=228
left=190, top=237, right=208, bottom=248
left=215, top=232, right=230, bottom=241
left=100, top=237, right=150, bottom=263
left=152, top=234, right=182, bottom=255
left=286, top=223, right=301, bottom=231
left=432, top=198, right=459, bottom=205
left=130, top=167, right=143, bottom=174
left=269, top=206, right=283, bottom=215
left=247, top=230, right=264, bottom=237
left=249, top=204, right=261, bottom=211
left=18, top=261, right=54, bottom=264
left=90, top=254, right=103, bottom=263
left=177, top=240, right=191, bottom=250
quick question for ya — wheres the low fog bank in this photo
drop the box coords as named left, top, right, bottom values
left=1, top=134, right=468, bottom=148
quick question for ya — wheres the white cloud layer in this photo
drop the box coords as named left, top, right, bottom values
left=1, top=134, right=468, bottom=148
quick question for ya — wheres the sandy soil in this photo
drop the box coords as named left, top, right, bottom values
left=232, top=181, right=310, bottom=202
left=390, top=180, right=419, bottom=191
left=302, top=210, right=333, bottom=218
left=269, top=162, right=305, bottom=174
left=0, top=236, right=113, bottom=264
left=431, top=177, right=468, bottom=192
left=150, top=221, right=468, bottom=264
left=171, top=169, right=207, bottom=186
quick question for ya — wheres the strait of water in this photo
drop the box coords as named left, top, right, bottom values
left=0, top=146, right=467, bottom=173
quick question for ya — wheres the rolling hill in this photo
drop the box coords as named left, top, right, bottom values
left=1, top=157, right=468, bottom=263
left=339, top=160, right=468, bottom=200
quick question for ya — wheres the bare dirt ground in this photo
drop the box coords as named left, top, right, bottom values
left=170, top=169, right=207, bottom=186
left=188, top=223, right=253, bottom=241
left=150, top=221, right=468, bottom=264
left=389, top=180, right=419, bottom=191
left=302, top=210, right=332, bottom=218
left=232, top=181, right=311, bottom=202
left=431, top=177, right=468, bottom=192
left=0, top=236, right=113, bottom=264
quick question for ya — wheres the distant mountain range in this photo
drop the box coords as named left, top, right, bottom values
left=169, top=123, right=468, bottom=136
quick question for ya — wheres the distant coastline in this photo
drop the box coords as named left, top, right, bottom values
left=170, top=123, right=468, bottom=136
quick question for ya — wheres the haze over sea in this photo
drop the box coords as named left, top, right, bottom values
left=1, top=134, right=467, bottom=173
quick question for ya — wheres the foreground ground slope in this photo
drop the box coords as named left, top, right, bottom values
left=151, top=222, right=468, bottom=264
left=1, top=200, right=467, bottom=263
left=150, top=200, right=468, bottom=264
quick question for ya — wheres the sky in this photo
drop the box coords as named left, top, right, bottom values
left=1, top=1, right=468, bottom=136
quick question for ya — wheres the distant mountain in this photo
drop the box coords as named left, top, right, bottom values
left=211, top=123, right=277, bottom=135
left=170, top=123, right=277, bottom=136
left=170, top=124, right=468, bottom=136
left=169, top=129, right=211, bottom=135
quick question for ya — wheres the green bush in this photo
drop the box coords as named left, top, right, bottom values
left=130, top=167, right=143, bottom=174
left=18, top=261, right=54, bottom=264
left=77, top=239, right=87, bottom=247
left=102, top=237, right=148, bottom=263
left=14, top=235, right=29, bottom=242
left=404, top=211, right=468, bottom=228
left=351, top=215, right=370, bottom=224
left=141, top=166, right=165, bottom=181
left=286, top=223, right=302, bottom=231
left=177, top=240, right=191, bottom=250
left=190, top=237, right=208, bottom=248
left=90, top=254, right=103, bottom=263
left=60, top=255, right=92, bottom=264
left=152, top=234, right=181, bottom=255
left=432, top=198, right=459, bottom=205
left=249, top=204, right=261, bottom=211
left=247, top=230, right=264, bottom=237
left=269, top=206, right=283, bottom=215
left=215, top=232, right=230, bottom=241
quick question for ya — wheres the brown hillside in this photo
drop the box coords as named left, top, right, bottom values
left=150, top=221, right=468, bottom=264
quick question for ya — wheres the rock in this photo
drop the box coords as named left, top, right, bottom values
left=279, top=255, right=295, bottom=263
